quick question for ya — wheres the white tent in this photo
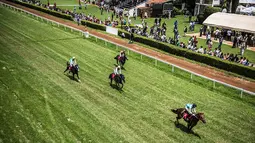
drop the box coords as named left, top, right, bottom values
left=203, top=12, right=255, bottom=33
left=240, top=6, right=255, bottom=14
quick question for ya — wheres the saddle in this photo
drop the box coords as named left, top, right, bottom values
left=183, top=112, right=193, bottom=121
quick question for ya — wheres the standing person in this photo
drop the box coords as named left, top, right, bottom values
left=84, top=2, right=87, bottom=10
left=214, top=28, right=220, bottom=40
left=77, top=15, right=80, bottom=26
left=199, top=26, right=203, bottom=37
left=174, top=20, right=178, bottom=29
left=111, top=13, right=114, bottom=21
left=244, top=34, right=248, bottom=49
left=218, top=35, right=223, bottom=51
left=133, top=9, right=136, bottom=20
left=208, top=40, right=213, bottom=51
left=227, top=29, right=232, bottom=41
left=100, top=6, right=103, bottom=15
left=232, top=36, right=237, bottom=48
left=183, top=26, right=187, bottom=37
left=188, top=13, right=192, bottom=23
left=130, top=28, right=134, bottom=43
left=240, top=42, right=245, bottom=56
left=252, top=35, right=255, bottom=47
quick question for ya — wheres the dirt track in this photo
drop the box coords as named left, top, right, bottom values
left=1, top=0, right=255, bottom=93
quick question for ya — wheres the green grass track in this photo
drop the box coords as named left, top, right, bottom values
left=0, top=6, right=255, bottom=143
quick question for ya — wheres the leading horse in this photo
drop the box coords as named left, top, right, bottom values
left=171, top=108, right=206, bottom=131
left=114, top=55, right=128, bottom=68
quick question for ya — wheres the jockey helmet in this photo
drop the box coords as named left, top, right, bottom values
left=73, top=57, right=75, bottom=59
left=192, top=104, right=197, bottom=108
left=118, top=66, right=121, bottom=69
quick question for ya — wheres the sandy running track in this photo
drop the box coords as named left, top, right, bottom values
left=1, top=0, right=255, bottom=93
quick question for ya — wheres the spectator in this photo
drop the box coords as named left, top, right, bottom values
left=227, top=29, right=232, bottom=41
left=208, top=40, right=213, bottom=51
left=214, top=28, right=220, bottom=40
left=184, top=26, right=187, bottom=37
left=232, top=36, right=237, bottom=48
left=218, top=36, right=223, bottom=50
left=199, top=27, right=203, bottom=37
left=189, top=13, right=192, bottom=23
left=84, top=2, right=87, bottom=10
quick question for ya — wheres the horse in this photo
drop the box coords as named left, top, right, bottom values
left=64, top=62, right=80, bottom=81
left=109, top=73, right=125, bottom=89
left=171, top=108, right=206, bottom=131
left=114, top=55, right=128, bottom=68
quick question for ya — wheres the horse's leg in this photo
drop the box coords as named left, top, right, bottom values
left=76, top=73, right=80, bottom=80
left=176, top=117, right=179, bottom=124
left=64, top=67, right=68, bottom=73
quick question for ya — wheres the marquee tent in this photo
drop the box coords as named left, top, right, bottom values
left=203, top=12, right=255, bottom=33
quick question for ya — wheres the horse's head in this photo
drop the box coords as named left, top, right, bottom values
left=197, top=113, right=206, bottom=124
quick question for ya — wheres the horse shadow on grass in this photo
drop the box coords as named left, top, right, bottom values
left=173, top=121, right=201, bottom=139
left=66, top=74, right=80, bottom=82
left=109, top=83, right=124, bottom=93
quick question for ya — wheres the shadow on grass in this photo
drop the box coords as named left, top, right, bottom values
left=65, top=74, right=80, bottom=82
left=174, top=121, right=201, bottom=139
left=109, top=82, right=124, bottom=93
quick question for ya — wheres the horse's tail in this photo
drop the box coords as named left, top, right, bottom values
left=171, top=109, right=178, bottom=114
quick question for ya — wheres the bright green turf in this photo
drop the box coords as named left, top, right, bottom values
left=0, top=6, right=255, bottom=143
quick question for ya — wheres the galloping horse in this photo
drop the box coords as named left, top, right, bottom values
left=64, top=62, right=80, bottom=81
left=109, top=73, right=125, bottom=89
left=114, top=55, right=128, bottom=68
left=171, top=108, right=206, bottom=131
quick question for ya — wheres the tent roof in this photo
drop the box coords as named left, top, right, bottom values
left=203, top=12, right=255, bottom=33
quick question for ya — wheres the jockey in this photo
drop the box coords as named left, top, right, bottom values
left=114, top=65, right=121, bottom=75
left=185, top=103, right=197, bottom=115
left=69, top=57, right=76, bottom=67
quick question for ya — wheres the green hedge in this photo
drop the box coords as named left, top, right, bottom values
left=11, top=0, right=73, bottom=21
left=81, top=20, right=106, bottom=31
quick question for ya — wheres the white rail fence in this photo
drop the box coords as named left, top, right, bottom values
left=1, top=2, right=254, bottom=97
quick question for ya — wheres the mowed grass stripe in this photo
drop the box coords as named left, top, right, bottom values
left=0, top=7, right=255, bottom=143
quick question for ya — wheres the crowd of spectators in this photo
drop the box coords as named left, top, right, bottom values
left=21, top=0, right=255, bottom=67
left=122, top=19, right=254, bottom=67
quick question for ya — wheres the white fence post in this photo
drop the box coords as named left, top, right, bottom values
left=140, top=55, right=143, bottom=60
left=127, top=50, right=129, bottom=55
left=105, top=41, right=107, bottom=46
left=213, top=81, right=215, bottom=88
left=241, top=90, right=243, bottom=98
left=96, top=37, right=97, bottom=42
left=172, top=65, right=174, bottom=73
left=191, top=73, right=193, bottom=80
left=155, top=59, right=157, bottom=66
